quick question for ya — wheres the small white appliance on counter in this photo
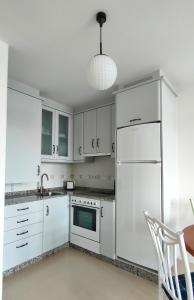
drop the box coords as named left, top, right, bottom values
left=70, top=197, right=101, bottom=254
left=66, top=180, right=75, bottom=191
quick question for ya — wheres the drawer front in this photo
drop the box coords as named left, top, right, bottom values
left=4, top=222, right=43, bottom=245
left=5, top=200, right=43, bottom=219
left=3, top=233, right=43, bottom=271
left=4, top=211, right=43, bottom=232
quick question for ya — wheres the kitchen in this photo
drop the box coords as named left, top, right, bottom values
left=0, top=2, right=194, bottom=300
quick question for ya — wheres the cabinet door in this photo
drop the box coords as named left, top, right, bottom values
left=74, top=113, right=84, bottom=161
left=116, top=81, right=160, bottom=128
left=100, top=200, right=115, bottom=259
left=41, top=107, right=55, bottom=159
left=55, top=111, right=73, bottom=161
left=111, top=104, right=115, bottom=158
left=43, top=196, right=69, bottom=253
left=96, top=106, right=111, bottom=154
left=6, top=89, right=41, bottom=184
left=83, top=109, right=97, bottom=155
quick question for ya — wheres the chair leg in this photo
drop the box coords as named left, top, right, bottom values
left=158, top=279, right=164, bottom=300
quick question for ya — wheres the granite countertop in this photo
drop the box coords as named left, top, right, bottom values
left=5, top=187, right=115, bottom=206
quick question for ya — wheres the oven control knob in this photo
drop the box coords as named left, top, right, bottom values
left=79, top=200, right=82, bottom=203
left=87, top=201, right=90, bottom=204
left=90, top=202, right=93, bottom=205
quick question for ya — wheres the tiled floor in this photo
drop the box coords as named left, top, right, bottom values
left=3, top=248, right=158, bottom=300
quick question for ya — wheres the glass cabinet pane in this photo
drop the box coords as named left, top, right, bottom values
left=58, top=114, right=68, bottom=157
left=41, top=109, right=53, bottom=156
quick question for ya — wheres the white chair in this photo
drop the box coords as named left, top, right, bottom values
left=144, top=211, right=194, bottom=300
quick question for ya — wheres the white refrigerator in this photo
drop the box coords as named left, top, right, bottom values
left=116, top=122, right=161, bottom=270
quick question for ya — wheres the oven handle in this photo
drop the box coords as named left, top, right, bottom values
left=71, top=204, right=100, bottom=210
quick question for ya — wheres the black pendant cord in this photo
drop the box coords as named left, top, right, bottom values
left=96, top=11, right=106, bottom=55
left=100, top=26, right=102, bottom=55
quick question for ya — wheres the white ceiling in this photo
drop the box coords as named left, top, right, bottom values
left=0, top=0, right=194, bottom=108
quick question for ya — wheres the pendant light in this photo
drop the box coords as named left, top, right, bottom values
left=87, top=11, right=117, bottom=90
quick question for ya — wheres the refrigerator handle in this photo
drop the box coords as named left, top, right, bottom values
left=117, top=160, right=161, bottom=164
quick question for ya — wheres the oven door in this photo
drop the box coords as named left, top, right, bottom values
left=71, top=205, right=100, bottom=242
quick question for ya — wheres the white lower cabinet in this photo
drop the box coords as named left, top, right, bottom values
left=43, top=196, right=69, bottom=253
left=100, top=200, right=115, bottom=259
left=3, top=200, right=43, bottom=272
left=3, top=234, right=42, bottom=272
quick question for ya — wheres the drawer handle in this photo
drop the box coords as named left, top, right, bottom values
left=17, top=230, right=29, bottom=236
left=17, top=207, right=29, bottom=211
left=16, top=242, right=28, bottom=249
left=129, top=118, right=142, bottom=123
left=17, top=218, right=29, bottom=224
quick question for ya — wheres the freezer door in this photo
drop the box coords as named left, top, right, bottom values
left=116, top=163, right=161, bottom=270
left=117, top=122, right=161, bottom=162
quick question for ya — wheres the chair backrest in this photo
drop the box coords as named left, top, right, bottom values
left=144, top=211, right=193, bottom=300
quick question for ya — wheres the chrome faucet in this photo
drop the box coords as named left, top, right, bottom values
left=40, top=173, right=49, bottom=195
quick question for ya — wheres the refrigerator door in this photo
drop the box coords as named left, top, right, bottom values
left=117, top=122, right=161, bottom=162
left=116, top=162, right=161, bottom=270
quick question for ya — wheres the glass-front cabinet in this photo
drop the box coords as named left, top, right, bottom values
left=41, top=106, right=73, bottom=162
left=41, top=107, right=55, bottom=158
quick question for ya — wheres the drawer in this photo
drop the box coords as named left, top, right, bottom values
left=3, top=233, right=42, bottom=271
left=4, top=222, right=43, bottom=245
left=4, top=211, right=43, bottom=232
left=5, top=200, right=43, bottom=219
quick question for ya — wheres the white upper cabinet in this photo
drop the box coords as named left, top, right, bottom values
left=41, top=106, right=73, bottom=162
left=41, top=107, right=55, bottom=159
left=83, top=109, right=97, bottom=155
left=6, top=89, right=41, bottom=184
left=83, top=105, right=112, bottom=156
left=73, top=113, right=84, bottom=161
left=96, top=106, right=111, bottom=154
left=116, top=80, right=161, bottom=128
left=111, top=104, right=115, bottom=158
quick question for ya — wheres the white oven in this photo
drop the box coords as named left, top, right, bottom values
left=70, top=197, right=101, bottom=243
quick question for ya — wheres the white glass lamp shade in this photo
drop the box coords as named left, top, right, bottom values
left=87, top=54, right=117, bottom=90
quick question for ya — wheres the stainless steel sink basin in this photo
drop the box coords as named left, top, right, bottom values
left=37, top=191, right=65, bottom=197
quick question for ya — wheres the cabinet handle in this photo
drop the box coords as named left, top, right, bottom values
left=79, top=146, right=82, bottom=155
left=112, top=142, right=115, bottom=153
left=46, top=205, right=49, bottom=216
left=16, top=242, right=28, bottom=249
left=17, top=207, right=29, bottom=211
left=101, top=207, right=104, bottom=218
left=96, top=138, right=100, bottom=149
left=53, top=145, right=55, bottom=154
left=129, top=118, right=142, bottom=123
left=17, top=230, right=29, bottom=236
left=37, top=165, right=40, bottom=176
left=17, top=218, right=29, bottom=224
left=91, top=139, right=95, bottom=149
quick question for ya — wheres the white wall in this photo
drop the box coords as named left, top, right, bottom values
left=72, top=157, right=115, bottom=190
left=0, top=40, right=8, bottom=300
left=178, top=86, right=194, bottom=230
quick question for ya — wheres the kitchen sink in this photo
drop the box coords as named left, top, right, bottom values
left=36, top=191, right=65, bottom=197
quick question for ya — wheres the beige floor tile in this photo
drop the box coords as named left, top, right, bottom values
left=3, top=248, right=158, bottom=300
